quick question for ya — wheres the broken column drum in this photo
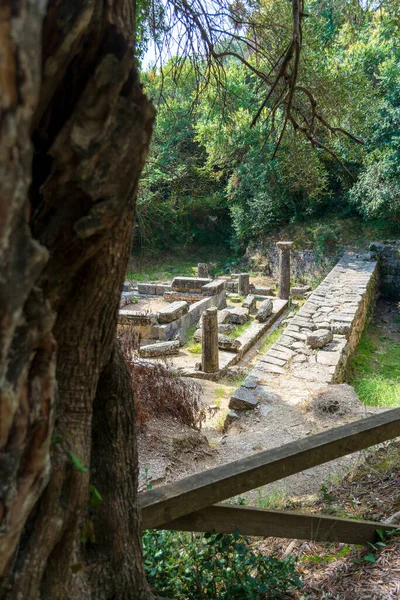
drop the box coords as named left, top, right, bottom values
left=197, top=263, right=209, bottom=278
left=202, top=306, right=219, bottom=373
left=238, top=273, right=250, bottom=296
left=276, top=241, right=294, bottom=300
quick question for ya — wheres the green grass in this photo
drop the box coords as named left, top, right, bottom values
left=256, top=489, right=289, bottom=510
left=347, top=325, right=400, bottom=408
left=258, top=324, right=285, bottom=354
left=183, top=325, right=202, bottom=354
left=187, top=342, right=202, bottom=355
left=228, top=319, right=254, bottom=339
left=127, top=245, right=232, bottom=282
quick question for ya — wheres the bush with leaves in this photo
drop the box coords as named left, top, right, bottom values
left=142, top=528, right=302, bottom=599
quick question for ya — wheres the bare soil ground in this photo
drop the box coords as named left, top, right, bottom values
left=261, top=441, right=400, bottom=599
left=138, top=299, right=398, bottom=503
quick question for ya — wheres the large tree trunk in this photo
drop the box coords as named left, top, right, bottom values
left=0, top=1, right=155, bottom=598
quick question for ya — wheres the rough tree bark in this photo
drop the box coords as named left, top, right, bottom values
left=0, top=1, right=155, bottom=598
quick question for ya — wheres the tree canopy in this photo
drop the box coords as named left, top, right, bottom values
left=137, top=0, right=400, bottom=250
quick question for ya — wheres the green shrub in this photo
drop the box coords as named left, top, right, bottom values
left=142, top=528, right=302, bottom=599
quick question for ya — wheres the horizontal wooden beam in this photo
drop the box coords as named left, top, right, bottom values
left=140, top=408, right=400, bottom=529
left=158, top=504, right=396, bottom=545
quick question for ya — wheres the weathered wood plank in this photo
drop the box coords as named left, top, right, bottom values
left=157, top=504, right=396, bottom=544
left=140, top=408, right=400, bottom=529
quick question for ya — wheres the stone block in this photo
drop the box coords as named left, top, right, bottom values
left=262, top=354, right=286, bottom=367
left=307, top=329, right=333, bottom=349
left=202, top=306, right=219, bottom=373
left=139, top=340, right=180, bottom=358
left=226, top=281, right=236, bottom=292
left=329, top=313, right=354, bottom=323
left=292, top=317, right=315, bottom=329
left=171, top=277, right=211, bottom=292
left=137, top=283, right=156, bottom=295
left=257, top=362, right=285, bottom=374
left=197, top=263, right=209, bottom=278
left=155, top=284, right=171, bottom=295
left=217, top=309, right=233, bottom=324
left=202, top=279, right=226, bottom=296
left=118, top=311, right=156, bottom=326
left=120, top=292, right=136, bottom=307
left=163, top=291, right=202, bottom=303
left=242, top=375, right=258, bottom=389
left=278, top=335, right=297, bottom=348
left=123, top=280, right=134, bottom=292
left=316, top=351, right=341, bottom=366
left=284, top=329, right=307, bottom=341
left=227, top=294, right=242, bottom=303
left=268, top=348, right=292, bottom=361
left=193, top=328, right=202, bottom=342
left=157, top=301, right=189, bottom=324
left=218, top=324, right=235, bottom=335
left=223, top=410, right=239, bottom=431
left=273, top=344, right=295, bottom=358
left=229, top=387, right=259, bottom=410
left=218, top=334, right=241, bottom=352
left=242, top=294, right=257, bottom=313
left=331, top=322, right=351, bottom=335
left=250, top=286, right=274, bottom=296
left=255, top=299, right=273, bottom=322
left=238, top=273, right=250, bottom=295
left=291, top=285, right=311, bottom=298
left=230, top=307, right=249, bottom=324
left=292, top=366, right=333, bottom=384
left=292, top=354, right=307, bottom=363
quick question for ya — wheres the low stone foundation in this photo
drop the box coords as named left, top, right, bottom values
left=119, top=289, right=227, bottom=341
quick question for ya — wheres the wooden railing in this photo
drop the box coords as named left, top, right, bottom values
left=139, top=408, right=400, bottom=544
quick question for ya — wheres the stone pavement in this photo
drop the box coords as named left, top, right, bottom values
left=230, top=254, right=378, bottom=409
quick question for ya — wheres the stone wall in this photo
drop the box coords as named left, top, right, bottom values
left=370, top=241, right=400, bottom=299
left=246, top=243, right=338, bottom=283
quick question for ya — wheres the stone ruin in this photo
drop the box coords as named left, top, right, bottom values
left=228, top=252, right=379, bottom=416
left=119, top=246, right=295, bottom=376
left=119, top=272, right=227, bottom=350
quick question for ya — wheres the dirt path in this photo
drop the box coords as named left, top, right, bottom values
left=138, top=298, right=399, bottom=504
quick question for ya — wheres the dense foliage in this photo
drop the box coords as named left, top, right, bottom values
left=143, top=529, right=302, bottom=598
left=137, top=0, right=399, bottom=251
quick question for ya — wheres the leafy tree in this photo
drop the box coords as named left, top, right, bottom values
left=347, top=11, right=400, bottom=223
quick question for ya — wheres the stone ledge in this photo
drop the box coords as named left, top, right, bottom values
left=171, top=277, right=212, bottom=292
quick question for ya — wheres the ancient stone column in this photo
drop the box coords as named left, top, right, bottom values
left=276, top=241, right=294, bottom=300
left=202, top=306, right=219, bottom=373
left=238, top=273, right=250, bottom=296
left=197, top=263, right=209, bottom=278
